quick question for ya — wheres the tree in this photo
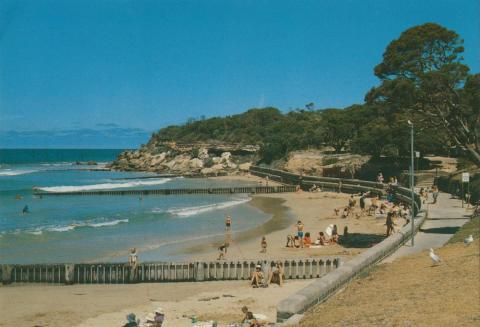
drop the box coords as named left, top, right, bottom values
left=320, top=109, right=356, bottom=153
left=366, top=23, right=480, bottom=165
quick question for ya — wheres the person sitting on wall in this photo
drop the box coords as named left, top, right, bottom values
left=251, top=265, right=264, bottom=288
left=268, top=262, right=284, bottom=287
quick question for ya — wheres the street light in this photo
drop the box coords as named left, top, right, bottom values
left=407, top=120, right=415, bottom=246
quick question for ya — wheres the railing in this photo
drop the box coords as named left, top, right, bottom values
left=249, top=166, right=422, bottom=214
left=1, top=258, right=340, bottom=285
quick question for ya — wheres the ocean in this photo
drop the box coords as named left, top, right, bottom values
left=0, top=149, right=269, bottom=264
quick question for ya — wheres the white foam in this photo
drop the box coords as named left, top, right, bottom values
left=87, top=219, right=129, bottom=228
left=0, top=169, right=37, bottom=176
left=37, top=178, right=172, bottom=192
left=166, top=198, right=250, bottom=217
left=10, top=219, right=129, bottom=236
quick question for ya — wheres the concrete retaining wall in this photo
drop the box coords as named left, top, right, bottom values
left=1, top=258, right=340, bottom=285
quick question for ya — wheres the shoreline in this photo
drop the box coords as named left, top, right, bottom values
left=174, top=196, right=294, bottom=259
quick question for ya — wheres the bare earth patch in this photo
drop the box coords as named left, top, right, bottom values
left=299, top=240, right=480, bottom=327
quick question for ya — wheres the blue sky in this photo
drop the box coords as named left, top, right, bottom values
left=1, top=0, right=478, bottom=148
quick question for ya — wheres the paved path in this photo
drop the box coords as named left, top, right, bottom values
left=384, top=192, right=472, bottom=263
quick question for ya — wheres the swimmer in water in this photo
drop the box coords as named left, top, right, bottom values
left=22, top=205, right=29, bottom=214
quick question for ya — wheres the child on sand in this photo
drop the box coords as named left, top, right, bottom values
left=303, top=232, right=312, bottom=247
left=260, top=236, right=267, bottom=253
left=217, top=243, right=228, bottom=260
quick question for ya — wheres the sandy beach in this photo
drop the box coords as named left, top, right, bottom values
left=0, top=176, right=391, bottom=327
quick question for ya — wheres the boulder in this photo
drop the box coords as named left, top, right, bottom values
left=201, top=167, right=215, bottom=175
left=211, top=164, right=224, bottom=171
left=212, top=157, right=222, bottom=164
left=198, top=148, right=209, bottom=160
left=221, top=152, right=232, bottom=162
left=226, top=161, right=237, bottom=169
left=150, top=153, right=167, bottom=167
left=190, top=158, right=204, bottom=169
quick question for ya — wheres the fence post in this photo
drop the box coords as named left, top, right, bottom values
left=195, top=262, right=205, bottom=281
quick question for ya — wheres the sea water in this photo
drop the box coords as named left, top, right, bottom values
left=0, top=149, right=269, bottom=263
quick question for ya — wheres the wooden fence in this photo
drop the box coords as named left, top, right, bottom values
left=1, top=258, right=340, bottom=285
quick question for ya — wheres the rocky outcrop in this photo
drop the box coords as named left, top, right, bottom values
left=281, top=150, right=370, bottom=178
left=109, top=142, right=259, bottom=176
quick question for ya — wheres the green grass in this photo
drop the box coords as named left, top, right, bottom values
left=448, top=216, right=479, bottom=244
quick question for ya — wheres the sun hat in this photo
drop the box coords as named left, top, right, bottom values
left=154, top=307, right=165, bottom=315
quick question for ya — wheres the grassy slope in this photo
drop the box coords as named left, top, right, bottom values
left=298, top=218, right=480, bottom=327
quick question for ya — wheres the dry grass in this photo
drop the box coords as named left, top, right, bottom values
left=299, top=240, right=480, bottom=327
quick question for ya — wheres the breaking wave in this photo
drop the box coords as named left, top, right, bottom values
left=37, top=178, right=172, bottom=192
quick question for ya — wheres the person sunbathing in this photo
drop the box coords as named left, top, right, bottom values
left=316, top=232, right=329, bottom=245
left=303, top=232, right=312, bottom=248
left=251, top=265, right=264, bottom=288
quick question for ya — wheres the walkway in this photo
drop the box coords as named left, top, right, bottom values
left=384, top=192, right=471, bottom=263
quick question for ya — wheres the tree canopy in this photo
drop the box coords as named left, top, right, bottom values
left=144, top=23, right=478, bottom=165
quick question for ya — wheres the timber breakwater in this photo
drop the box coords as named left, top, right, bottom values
left=1, top=258, right=340, bottom=285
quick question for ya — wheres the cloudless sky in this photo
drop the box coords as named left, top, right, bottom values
left=0, top=0, right=478, bottom=147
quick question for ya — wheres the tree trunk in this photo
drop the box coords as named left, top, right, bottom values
left=465, top=144, right=480, bottom=167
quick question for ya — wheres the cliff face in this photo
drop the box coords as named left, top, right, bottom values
left=109, top=141, right=260, bottom=176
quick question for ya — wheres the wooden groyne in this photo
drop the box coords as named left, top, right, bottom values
left=1, top=258, right=340, bottom=285
left=34, top=185, right=297, bottom=196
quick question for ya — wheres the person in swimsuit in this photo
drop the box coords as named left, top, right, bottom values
left=296, top=220, right=304, bottom=248
left=268, top=262, right=284, bottom=286
left=260, top=236, right=267, bottom=253
left=225, top=215, right=232, bottom=231
left=128, top=248, right=138, bottom=282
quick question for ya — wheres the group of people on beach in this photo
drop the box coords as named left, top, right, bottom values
left=122, top=308, right=165, bottom=327
left=286, top=220, right=342, bottom=248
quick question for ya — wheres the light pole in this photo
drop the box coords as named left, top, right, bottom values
left=408, top=120, right=415, bottom=246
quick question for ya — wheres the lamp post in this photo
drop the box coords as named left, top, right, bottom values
left=408, top=120, right=415, bottom=246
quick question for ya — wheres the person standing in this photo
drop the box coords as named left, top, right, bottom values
left=385, top=212, right=395, bottom=236
left=128, top=248, right=139, bottom=282
left=432, top=185, right=439, bottom=204
left=260, top=236, right=267, bottom=253
left=225, top=215, right=232, bottom=231
left=296, top=220, right=305, bottom=248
